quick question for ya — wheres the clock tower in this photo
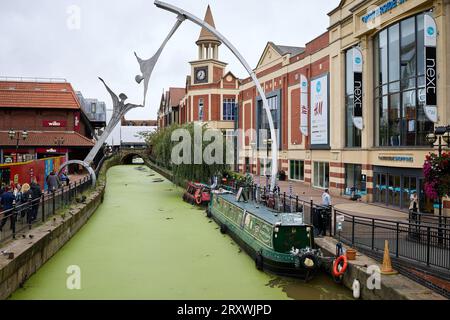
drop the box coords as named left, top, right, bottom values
left=190, top=5, right=227, bottom=85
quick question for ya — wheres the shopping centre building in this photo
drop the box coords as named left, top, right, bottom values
left=158, top=0, right=450, bottom=213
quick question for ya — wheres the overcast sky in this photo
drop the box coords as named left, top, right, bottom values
left=0, top=0, right=340, bottom=123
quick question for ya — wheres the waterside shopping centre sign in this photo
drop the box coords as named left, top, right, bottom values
left=361, top=0, right=408, bottom=24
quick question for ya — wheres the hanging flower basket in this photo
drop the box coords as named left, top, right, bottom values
left=423, top=152, right=450, bottom=200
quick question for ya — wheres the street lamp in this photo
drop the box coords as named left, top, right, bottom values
left=426, top=125, right=450, bottom=237
left=8, top=129, right=28, bottom=162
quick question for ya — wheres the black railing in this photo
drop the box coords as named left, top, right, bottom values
left=0, top=177, right=91, bottom=246
left=333, top=208, right=450, bottom=274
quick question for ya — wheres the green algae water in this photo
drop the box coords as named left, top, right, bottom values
left=10, top=165, right=352, bottom=300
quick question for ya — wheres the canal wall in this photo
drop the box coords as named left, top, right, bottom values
left=0, top=156, right=120, bottom=300
left=315, top=237, right=445, bottom=300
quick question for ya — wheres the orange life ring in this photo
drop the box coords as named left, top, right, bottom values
left=332, top=255, right=348, bottom=277
left=194, top=189, right=202, bottom=205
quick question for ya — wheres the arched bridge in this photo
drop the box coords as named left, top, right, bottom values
left=119, top=147, right=149, bottom=165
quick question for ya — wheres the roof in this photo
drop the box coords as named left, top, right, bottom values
left=0, top=81, right=80, bottom=110
left=0, top=131, right=94, bottom=147
left=271, top=43, right=305, bottom=56
left=196, top=5, right=221, bottom=45
left=169, top=87, right=185, bottom=107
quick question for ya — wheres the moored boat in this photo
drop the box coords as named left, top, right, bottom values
left=183, top=182, right=211, bottom=206
left=207, top=190, right=322, bottom=280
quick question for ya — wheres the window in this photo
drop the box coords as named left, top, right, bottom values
left=91, top=102, right=96, bottom=114
left=257, top=92, right=281, bottom=149
left=259, top=158, right=271, bottom=176
left=289, top=160, right=304, bottom=181
left=344, top=164, right=366, bottom=195
left=374, top=13, right=433, bottom=146
left=198, top=98, right=204, bottom=121
left=345, top=49, right=362, bottom=147
left=223, top=98, right=236, bottom=121
left=313, top=162, right=329, bottom=189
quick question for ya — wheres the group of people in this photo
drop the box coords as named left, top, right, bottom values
left=0, top=177, right=42, bottom=232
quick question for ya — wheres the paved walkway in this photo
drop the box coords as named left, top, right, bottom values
left=260, top=179, right=409, bottom=222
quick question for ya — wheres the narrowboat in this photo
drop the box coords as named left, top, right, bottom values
left=207, top=190, right=322, bottom=280
left=183, top=182, right=211, bottom=206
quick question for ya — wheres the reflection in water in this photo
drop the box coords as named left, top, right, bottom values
left=10, top=165, right=352, bottom=300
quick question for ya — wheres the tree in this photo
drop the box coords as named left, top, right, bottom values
left=145, top=123, right=230, bottom=185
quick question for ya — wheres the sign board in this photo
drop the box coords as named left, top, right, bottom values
left=424, top=13, right=438, bottom=123
left=43, top=120, right=67, bottom=127
left=337, top=222, right=343, bottom=232
left=310, top=74, right=329, bottom=147
left=300, top=74, right=309, bottom=136
left=336, top=215, right=345, bottom=223
left=352, top=47, right=364, bottom=130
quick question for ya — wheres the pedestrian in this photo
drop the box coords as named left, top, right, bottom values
left=60, top=171, right=70, bottom=187
left=30, top=177, right=42, bottom=222
left=322, top=189, right=332, bottom=207
left=0, top=186, right=16, bottom=232
left=409, top=192, right=419, bottom=222
left=20, top=183, right=33, bottom=227
left=46, top=170, right=61, bottom=192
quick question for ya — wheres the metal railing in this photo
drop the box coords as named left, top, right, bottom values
left=0, top=177, right=91, bottom=246
left=333, top=208, right=450, bottom=274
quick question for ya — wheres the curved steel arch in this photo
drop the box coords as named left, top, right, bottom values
left=154, top=0, right=279, bottom=191
left=58, top=160, right=97, bottom=187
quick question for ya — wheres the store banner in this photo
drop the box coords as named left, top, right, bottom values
left=352, top=47, right=364, bottom=130
left=424, top=13, right=438, bottom=123
left=310, top=74, right=329, bottom=146
left=74, top=111, right=81, bottom=132
left=300, top=74, right=309, bottom=136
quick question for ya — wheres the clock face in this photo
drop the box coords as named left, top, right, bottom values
left=194, top=67, right=208, bottom=83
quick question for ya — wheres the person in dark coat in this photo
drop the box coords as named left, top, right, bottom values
left=30, top=177, right=42, bottom=222
left=20, top=183, right=32, bottom=226
left=46, top=171, right=61, bottom=191
left=0, top=186, right=16, bottom=232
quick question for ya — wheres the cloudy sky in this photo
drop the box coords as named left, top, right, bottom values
left=0, top=0, right=339, bottom=142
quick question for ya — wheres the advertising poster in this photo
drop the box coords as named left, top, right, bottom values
left=44, top=158, right=53, bottom=191
left=300, top=74, right=309, bottom=136
left=352, top=47, right=364, bottom=130
left=424, top=13, right=437, bottom=123
left=310, top=74, right=329, bottom=147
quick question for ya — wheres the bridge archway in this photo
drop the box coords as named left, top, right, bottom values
left=121, top=153, right=145, bottom=165
left=58, top=160, right=96, bottom=187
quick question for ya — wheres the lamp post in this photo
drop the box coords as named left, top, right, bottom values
left=426, top=125, right=450, bottom=238
left=8, top=129, right=28, bottom=162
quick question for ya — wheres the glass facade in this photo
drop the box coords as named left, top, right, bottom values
left=289, top=160, right=304, bottom=181
left=373, top=166, right=433, bottom=213
left=374, top=13, right=433, bottom=147
left=257, top=92, right=280, bottom=149
left=345, top=49, right=362, bottom=147
left=344, top=164, right=366, bottom=196
left=313, top=162, right=329, bottom=189
left=223, top=98, right=236, bottom=121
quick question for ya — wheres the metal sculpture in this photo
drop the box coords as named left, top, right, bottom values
left=134, top=15, right=185, bottom=105
left=59, top=78, right=143, bottom=184
left=154, top=0, right=279, bottom=191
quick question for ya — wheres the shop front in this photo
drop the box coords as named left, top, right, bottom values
left=373, top=166, right=433, bottom=212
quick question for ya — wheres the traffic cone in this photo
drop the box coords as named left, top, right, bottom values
left=380, top=240, right=398, bottom=275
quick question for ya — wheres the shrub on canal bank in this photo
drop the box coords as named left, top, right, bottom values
left=144, top=123, right=229, bottom=185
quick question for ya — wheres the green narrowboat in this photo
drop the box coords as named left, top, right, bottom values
left=207, top=191, right=322, bottom=279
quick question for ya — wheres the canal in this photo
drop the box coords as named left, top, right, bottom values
left=10, top=165, right=352, bottom=300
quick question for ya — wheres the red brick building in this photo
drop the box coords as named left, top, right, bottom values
left=0, top=78, right=95, bottom=164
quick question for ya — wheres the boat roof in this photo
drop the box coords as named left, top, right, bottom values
left=218, top=193, right=306, bottom=226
